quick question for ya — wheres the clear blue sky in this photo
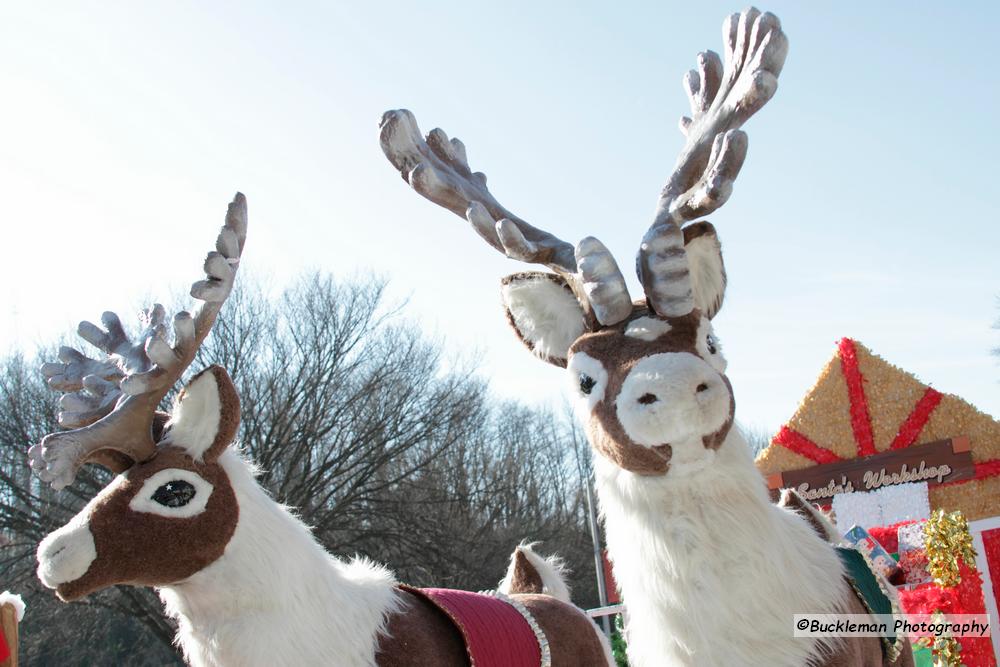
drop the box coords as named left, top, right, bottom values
left=1, top=1, right=997, bottom=435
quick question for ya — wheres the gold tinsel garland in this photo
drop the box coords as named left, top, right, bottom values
left=923, top=509, right=977, bottom=588
left=931, top=634, right=962, bottom=667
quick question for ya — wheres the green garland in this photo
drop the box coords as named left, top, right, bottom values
left=611, top=614, right=629, bottom=667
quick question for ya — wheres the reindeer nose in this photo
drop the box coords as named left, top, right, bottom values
left=637, top=393, right=659, bottom=405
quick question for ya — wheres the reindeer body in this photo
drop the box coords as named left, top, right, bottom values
left=31, top=196, right=612, bottom=667
left=380, top=8, right=915, bottom=666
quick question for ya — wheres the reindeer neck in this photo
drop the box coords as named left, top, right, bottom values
left=158, top=450, right=400, bottom=667
left=595, top=428, right=776, bottom=520
left=594, top=429, right=848, bottom=666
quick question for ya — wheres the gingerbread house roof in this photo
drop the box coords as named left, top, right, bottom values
left=755, top=338, right=1000, bottom=520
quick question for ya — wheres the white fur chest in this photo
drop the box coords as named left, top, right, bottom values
left=594, top=436, right=849, bottom=667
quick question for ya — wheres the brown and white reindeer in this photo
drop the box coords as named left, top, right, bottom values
left=380, top=8, right=914, bottom=667
left=30, top=194, right=613, bottom=667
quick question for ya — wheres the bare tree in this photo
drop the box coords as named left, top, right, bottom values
left=741, top=423, right=774, bottom=457
left=0, top=272, right=596, bottom=664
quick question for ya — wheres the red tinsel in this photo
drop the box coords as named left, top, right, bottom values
left=939, top=459, right=1000, bottom=487
left=868, top=520, right=918, bottom=554
left=898, top=562, right=996, bottom=667
left=773, top=426, right=843, bottom=464
left=890, top=387, right=943, bottom=450
left=838, top=338, right=877, bottom=457
left=973, top=459, right=1000, bottom=482
left=983, top=529, right=1000, bottom=632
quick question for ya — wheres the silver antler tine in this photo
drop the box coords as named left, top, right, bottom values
left=380, top=109, right=578, bottom=274
left=576, top=238, right=632, bottom=326
left=641, top=8, right=787, bottom=317
left=29, top=193, right=248, bottom=489
left=380, top=109, right=631, bottom=323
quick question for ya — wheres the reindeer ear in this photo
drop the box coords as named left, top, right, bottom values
left=683, top=222, right=727, bottom=320
left=500, top=272, right=587, bottom=368
left=164, top=366, right=241, bottom=463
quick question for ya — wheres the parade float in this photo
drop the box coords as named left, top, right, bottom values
left=757, top=338, right=1000, bottom=666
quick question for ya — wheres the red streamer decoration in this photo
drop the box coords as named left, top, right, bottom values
left=938, top=459, right=1000, bottom=487
left=838, top=338, right=877, bottom=457
left=868, top=520, right=918, bottom=555
left=890, top=388, right=944, bottom=450
left=973, top=459, right=1000, bottom=481
left=773, top=426, right=843, bottom=464
left=983, top=528, right=1000, bottom=643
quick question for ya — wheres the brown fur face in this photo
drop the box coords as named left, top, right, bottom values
left=499, top=224, right=733, bottom=478
left=567, top=307, right=735, bottom=476
left=37, top=367, right=241, bottom=601
left=52, top=448, right=239, bottom=601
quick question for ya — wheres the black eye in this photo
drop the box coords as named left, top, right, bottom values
left=152, top=480, right=197, bottom=508
left=579, top=373, right=596, bottom=395
left=706, top=334, right=718, bottom=355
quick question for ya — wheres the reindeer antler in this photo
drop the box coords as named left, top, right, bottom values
left=28, top=193, right=248, bottom=490
left=639, top=7, right=787, bottom=317
left=379, top=110, right=632, bottom=326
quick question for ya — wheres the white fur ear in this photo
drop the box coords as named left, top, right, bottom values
left=500, top=273, right=587, bottom=368
left=163, top=370, right=223, bottom=461
left=683, top=222, right=727, bottom=319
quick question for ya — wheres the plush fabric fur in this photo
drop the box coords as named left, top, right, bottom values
left=375, top=589, right=469, bottom=666
left=40, top=365, right=611, bottom=666
left=36, top=491, right=104, bottom=590
left=0, top=593, right=24, bottom=622
left=624, top=316, right=672, bottom=341
left=595, top=428, right=851, bottom=666
left=682, top=222, right=726, bottom=320
left=159, top=448, right=402, bottom=667
left=779, top=489, right=842, bottom=543
left=517, top=594, right=614, bottom=667
left=498, top=543, right=571, bottom=603
left=570, top=310, right=735, bottom=476
left=163, top=366, right=241, bottom=463
left=163, top=371, right=223, bottom=461
left=501, top=550, right=544, bottom=595
left=501, top=272, right=587, bottom=367
left=38, top=446, right=240, bottom=601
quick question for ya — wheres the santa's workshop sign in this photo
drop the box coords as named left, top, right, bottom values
left=756, top=338, right=1000, bottom=521
left=766, top=437, right=974, bottom=502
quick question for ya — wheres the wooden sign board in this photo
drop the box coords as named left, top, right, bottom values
left=767, top=437, right=974, bottom=503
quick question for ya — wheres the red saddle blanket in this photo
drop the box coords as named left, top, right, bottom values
left=401, top=586, right=542, bottom=667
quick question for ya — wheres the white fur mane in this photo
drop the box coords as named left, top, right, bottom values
left=158, top=449, right=401, bottom=667
left=595, top=428, right=849, bottom=667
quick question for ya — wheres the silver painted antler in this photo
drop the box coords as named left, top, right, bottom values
left=28, top=193, right=248, bottom=489
left=639, top=7, right=788, bottom=317
left=379, top=110, right=632, bottom=326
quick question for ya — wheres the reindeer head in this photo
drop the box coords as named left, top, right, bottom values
left=381, top=9, right=787, bottom=479
left=32, top=195, right=247, bottom=601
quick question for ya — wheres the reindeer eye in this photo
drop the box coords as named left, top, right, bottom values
left=152, top=480, right=197, bottom=508
left=706, top=334, right=718, bottom=355
left=579, top=373, right=596, bottom=395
